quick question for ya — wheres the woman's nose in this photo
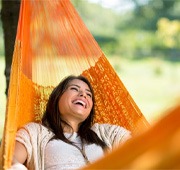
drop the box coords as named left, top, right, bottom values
left=79, top=91, right=86, bottom=98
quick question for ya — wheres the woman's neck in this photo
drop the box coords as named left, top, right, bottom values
left=61, top=120, right=80, bottom=133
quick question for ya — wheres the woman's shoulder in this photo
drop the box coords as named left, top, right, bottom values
left=17, top=122, right=54, bottom=140
left=91, top=123, right=131, bottom=148
left=91, top=123, right=131, bottom=137
left=23, top=122, right=42, bottom=130
left=20, top=122, right=50, bottom=134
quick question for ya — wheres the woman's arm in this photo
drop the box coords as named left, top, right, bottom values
left=8, top=141, right=28, bottom=170
left=13, top=141, right=28, bottom=164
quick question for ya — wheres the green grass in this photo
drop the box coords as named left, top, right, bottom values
left=0, top=56, right=180, bottom=139
left=108, top=56, right=180, bottom=123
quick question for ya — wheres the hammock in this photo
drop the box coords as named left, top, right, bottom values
left=0, top=0, right=149, bottom=169
left=82, top=104, right=180, bottom=169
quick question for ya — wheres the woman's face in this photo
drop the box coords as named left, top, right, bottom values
left=58, top=79, right=93, bottom=124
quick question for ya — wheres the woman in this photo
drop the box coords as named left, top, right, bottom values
left=10, top=75, right=131, bottom=170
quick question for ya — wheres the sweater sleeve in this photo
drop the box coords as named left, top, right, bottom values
left=15, top=122, right=41, bottom=169
left=91, top=123, right=131, bottom=149
left=16, top=122, right=54, bottom=170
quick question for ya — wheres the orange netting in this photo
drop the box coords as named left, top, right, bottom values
left=82, top=104, right=180, bottom=169
left=0, top=0, right=149, bottom=169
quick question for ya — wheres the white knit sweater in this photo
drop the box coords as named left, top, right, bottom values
left=15, top=122, right=131, bottom=170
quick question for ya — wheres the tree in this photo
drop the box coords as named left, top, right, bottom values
left=1, top=0, right=20, bottom=96
left=129, top=0, right=179, bottom=30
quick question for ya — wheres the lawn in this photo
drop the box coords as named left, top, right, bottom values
left=108, top=56, right=180, bottom=122
left=0, top=56, right=180, bottom=139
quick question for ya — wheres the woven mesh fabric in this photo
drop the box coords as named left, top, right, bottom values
left=82, top=105, right=180, bottom=169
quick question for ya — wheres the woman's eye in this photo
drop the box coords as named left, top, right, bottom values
left=70, top=87, right=78, bottom=91
left=87, top=93, right=92, bottom=98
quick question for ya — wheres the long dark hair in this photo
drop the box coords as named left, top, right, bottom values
left=42, top=75, right=107, bottom=149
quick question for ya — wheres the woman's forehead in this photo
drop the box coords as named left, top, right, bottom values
left=68, top=79, right=91, bottom=90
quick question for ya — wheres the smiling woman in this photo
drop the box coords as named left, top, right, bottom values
left=58, top=79, right=93, bottom=129
left=1, top=0, right=149, bottom=169
left=9, top=75, right=131, bottom=170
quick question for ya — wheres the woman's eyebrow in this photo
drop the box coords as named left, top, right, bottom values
left=69, top=84, right=92, bottom=93
left=69, top=84, right=80, bottom=88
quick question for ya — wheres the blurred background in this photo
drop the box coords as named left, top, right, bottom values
left=0, top=0, right=180, bottom=140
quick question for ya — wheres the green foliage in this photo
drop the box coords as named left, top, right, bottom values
left=0, top=0, right=179, bottom=60
left=71, top=0, right=180, bottom=61
left=72, top=0, right=119, bottom=35
left=94, top=35, right=117, bottom=54
left=0, top=20, right=4, bottom=57
left=130, top=0, right=180, bottom=30
left=72, top=0, right=119, bottom=55
left=156, top=18, right=180, bottom=48
left=0, top=57, right=6, bottom=139
left=114, top=30, right=154, bottom=58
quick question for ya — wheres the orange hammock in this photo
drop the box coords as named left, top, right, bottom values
left=0, top=0, right=149, bottom=169
left=82, top=104, right=180, bottom=169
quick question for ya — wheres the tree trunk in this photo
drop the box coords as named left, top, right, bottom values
left=1, top=0, right=20, bottom=96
